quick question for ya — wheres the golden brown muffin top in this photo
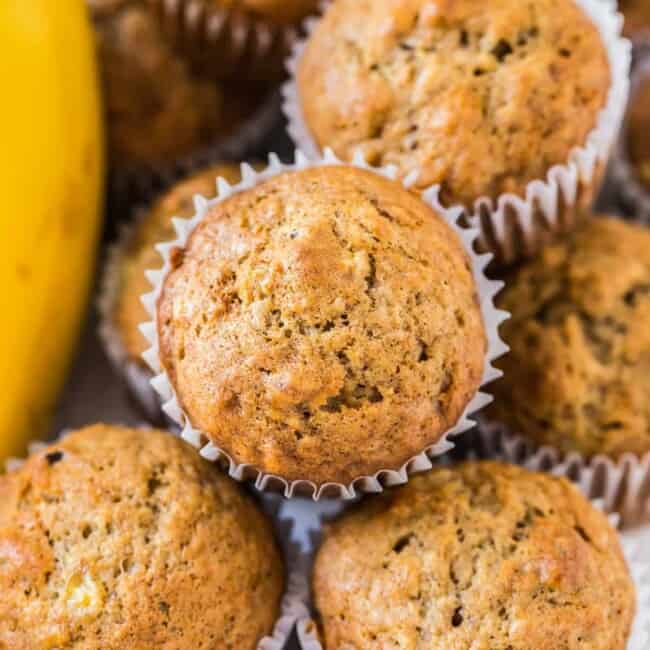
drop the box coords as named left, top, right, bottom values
left=157, top=166, right=486, bottom=485
left=0, top=425, right=283, bottom=649
left=91, top=2, right=263, bottom=168
left=208, top=0, right=319, bottom=25
left=297, top=0, right=611, bottom=206
left=491, top=217, right=650, bottom=458
left=313, top=461, right=635, bottom=650
left=116, top=163, right=245, bottom=365
left=627, top=74, right=650, bottom=191
left=621, top=0, right=650, bottom=38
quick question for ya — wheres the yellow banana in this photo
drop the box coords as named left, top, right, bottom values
left=0, top=1, right=104, bottom=461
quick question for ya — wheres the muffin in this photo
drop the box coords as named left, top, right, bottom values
left=0, top=424, right=284, bottom=648
left=621, top=0, right=650, bottom=39
left=153, top=0, right=319, bottom=83
left=114, top=163, right=245, bottom=367
left=296, top=0, right=611, bottom=205
left=626, top=71, right=650, bottom=192
left=490, top=217, right=650, bottom=458
left=313, top=461, right=636, bottom=650
left=90, top=1, right=269, bottom=171
left=154, top=165, right=487, bottom=486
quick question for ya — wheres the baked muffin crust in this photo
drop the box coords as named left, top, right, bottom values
left=91, top=2, right=264, bottom=168
left=491, top=217, right=650, bottom=457
left=115, top=163, right=245, bottom=364
left=313, top=461, right=635, bottom=650
left=157, top=166, right=486, bottom=485
left=0, top=425, right=283, bottom=649
left=297, top=0, right=611, bottom=206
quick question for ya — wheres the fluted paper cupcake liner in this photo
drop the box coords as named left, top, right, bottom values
left=470, top=420, right=650, bottom=529
left=109, top=90, right=280, bottom=211
left=282, top=476, right=650, bottom=650
left=98, top=218, right=165, bottom=424
left=139, top=149, right=509, bottom=500
left=282, top=0, right=631, bottom=265
left=612, top=47, right=650, bottom=224
left=260, top=494, right=311, bottom=650
left=152, top=0, right=314, bottom=82
left=5, top=435, right=303, bottom=650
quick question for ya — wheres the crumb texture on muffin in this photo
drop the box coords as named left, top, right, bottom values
left=313, top=461, right=635, bottom=650
left=297, top=0, right=610, bottom=205
left=491, top=217, right=650, bottom=457
left=0, top=425, right=283, bottom=649
left=116, top=163, right=245, bottom=364
left=157, top=166, right=486, bottom=484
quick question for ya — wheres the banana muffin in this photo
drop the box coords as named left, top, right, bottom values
left=90, top=1, right=267, bottom=170
left=490, top=217, right=650, bottom=458
left=627, top=72, right=650, bottom=192
left=313, top=461, right=635, bottom=650
left=115, top=163, right=245, bottom=366
left=155, top=165, right=487, bottom=485
left=296, top=0, right=611, bottom=206
left=0, top=424, right=283, bottom=649
left=621, top=0, right=650, bottom=39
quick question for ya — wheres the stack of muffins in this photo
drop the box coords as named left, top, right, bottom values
left=5, top=0, right=650, bottom=647
left=89, top=0, right=317, bottom=202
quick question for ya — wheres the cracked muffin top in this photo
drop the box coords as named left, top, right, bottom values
left=297, top=0, right=611, bottom=205
left=115, top=163, right=245, bottom=366
left=490, top=217, right=650, bottom=458
left=90, top=1, right=266, bottom=168
left=313, top=461, right=635, bottom=650
left=0, top=425, right=283, bottom=649
left=621, top=0, right=650, bottom=38
left=156, top=165, right=486, bottom=485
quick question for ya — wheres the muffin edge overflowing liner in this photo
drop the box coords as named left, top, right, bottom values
left=473, top=419, right=650, bottom=529
left=281, top=0, right=632, bottom=264
left=138, top=149, right=509, bottom=499
left=282, top=466, right=650, bottom=650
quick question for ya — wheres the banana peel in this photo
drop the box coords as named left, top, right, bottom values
left=0, top=1, right=105, bottom=462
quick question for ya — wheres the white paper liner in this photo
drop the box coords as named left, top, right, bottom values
left=612, top=46, right=650, bottom=224
left=109, top=90, right=281, bottom=208
left=284, top=476, right=650, bottom=650
left=275, top=497, right=347, bottom=650
left=154, top=0, right=307, bottom=82
left=97, top=218, right=164, bottom=424
left=139, top=149, right=509, bottom=500
left=471, top=420, right=650, bottom=529
left=4, top=435, right=302, bottom=650
left=282, top=0, right=631, bottom=264
left=259, top=494, right=311, bottom=650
